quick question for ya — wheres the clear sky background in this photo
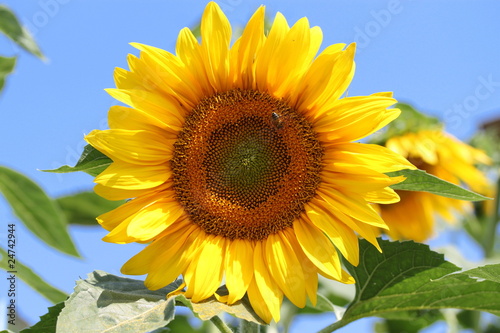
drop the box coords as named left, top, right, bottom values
left=0, top=1, right=499, bottom=332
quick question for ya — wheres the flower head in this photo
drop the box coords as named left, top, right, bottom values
left=379, top=129, right=491, bottom=241
left=85, top=2, right=414, bottom=323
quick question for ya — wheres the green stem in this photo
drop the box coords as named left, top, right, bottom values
left=484, top=176, right=500, bottom=258
left=316, top=319, right=349, bottom=333
left=240, top=319, right=261, bottom=333
left=210, top=316, right=233, bottom=333
left=470, top=311, right=482, bottom=333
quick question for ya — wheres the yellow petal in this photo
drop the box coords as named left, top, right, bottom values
left=296, top=43, right=355, bottom=114
left=254, top=12, right=289, bottom=92
left=85, top=129, right=174, bottom=165
left=126, top=197, right=184, bottom=240
left=108, top=105, right=165, bottom=132
left=130, top=42, right=202, bottom=108
left=230, top=6, right=265, bottom=89
left=144, top=225, right=201, bottom=290
left=265, top=231, right=306, bottom=308
left=247, top=278, right=274, bottom=324
left=294, top=220, right=350, bottom=281
left=365, top=187, right=401, bottom=204
left=253, top=241, right=283, bottom=322
left=325, top=202, right=383, bottom=251
left=323, top=142, right=416, bottom=173
left=94, top=162, right=170, bottom=190
left=105, top=88, right=184, bottom=132
left=96, top=189, right=162, bottom=230
left=176, top=27, right=213, bottom=96
left=304, top=202, right=359, bottom=267
left=94, top=183, right=162, bottom=201
left=317, top=185, right=387, bottom=228
left=269, top=17, right=318, bottom=97
left=101, top=196, right=181, bottom=244
left=284, top=227, right=319, bottom=305
left=225, top=239, right=254, bottom=304
left=314, top=96, right=399, bottom=143
left=184, top=234, right=226, bottom=302
left=200, top=1, right=231, bottom=91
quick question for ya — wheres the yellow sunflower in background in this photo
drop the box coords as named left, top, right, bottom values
left=85, top=2, right=414, bottom=323
left=379, top=129, right=490, bottom=242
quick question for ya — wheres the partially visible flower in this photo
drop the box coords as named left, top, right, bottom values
left=85, top=2, right=414, bottom=323
left=378, top=129, right=491, bottom=241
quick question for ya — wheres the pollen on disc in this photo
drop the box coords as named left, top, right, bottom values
left=171, top=89, right=323, bottom=241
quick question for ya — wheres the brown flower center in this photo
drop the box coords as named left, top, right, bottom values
left=171, top=89, right=323, bottom=240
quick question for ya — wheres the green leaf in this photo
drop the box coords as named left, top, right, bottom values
left=387, top=168, right=490, bottom=201
left=375, top=310, right=443, bottom=333
left=42, top=144, right=112, bottom=177
left=56, top=191, right=124, bottom=225
left=20, top=302, right=65, bottom=333
left=0, top=5, right=43, bottom=58
left=320, top=240, right=500, bottom=332
left=154, top=315, right=211, bottom=333
left=0, top=55, right=16, bottom=92
left=57, top=271, right=180, bottom=333
left=57, top=271, right=263, bottom=333
left=0, top=247, right=67, bottom=304
left=0, top=166, right=80, bottom=257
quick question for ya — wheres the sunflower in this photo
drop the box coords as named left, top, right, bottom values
left=378, top=129, right=490, bottom=242
left=85, top=2, right=414, bottom=323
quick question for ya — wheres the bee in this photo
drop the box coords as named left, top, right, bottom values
left=271, top=112, right=284, bottom=129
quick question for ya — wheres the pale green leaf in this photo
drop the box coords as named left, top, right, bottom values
left=0, top=166, right=80, bottom=257
left=387, top=168, right=490, bottom=201
left=0, top=247, right=67, bottom=304
left=42, top=144, right=112, bottom=177
left=0, top=55, right=16, bottom=92
left=320, top=240, right=500, bottom=332
left=0, top=5, right=43, bottom=58
left=57, top=271, right=264, bottom=333
left=57, top=271, right=181, bottom=333
left=56, top=191, right=124, bottom=225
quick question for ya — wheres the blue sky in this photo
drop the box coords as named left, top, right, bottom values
left=0, top=1, right=499, bottom=332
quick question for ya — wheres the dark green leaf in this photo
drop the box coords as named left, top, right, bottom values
left=387, top=168, right=490, bottom=201
left=0, top=166, right=80, bottom=257
left=56, top=191, right=124, bottom=225
left=323, top=240, right=500, bottom=331
left=21, top=302, right=65, bottom=333
left=456, top=310, right=482, bottom=331
left=0, top=5, right=43, bottom=58
left=0, top=56, right=16, bottom=92
left=375, top=310, right=443, bottom=333
left=0, top=247, right=67, bottom=303
left=42, top=144, right=112, bottom=177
